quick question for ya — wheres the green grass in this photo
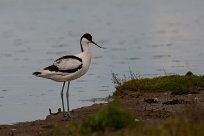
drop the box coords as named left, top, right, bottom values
left=46, top=119, right=204, bottom=136
left=45, top=100, right=204, bottom=136
left=114, top=75, right=204, bottom=95
left=135, top=118, right=204, bottom=136
left=45, top=100, right=135, bottom=136
left=45, top=73, right=204, bottom=136
left=80, top=99, right=135, bottom=133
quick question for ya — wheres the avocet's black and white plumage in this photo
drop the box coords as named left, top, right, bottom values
left=33, top=33, right=104, bottom=118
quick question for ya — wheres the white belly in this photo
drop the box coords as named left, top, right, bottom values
left=39, top=52, right=91, bottom=82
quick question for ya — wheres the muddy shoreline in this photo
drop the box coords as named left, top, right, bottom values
left=0, top=90, right=204, bottom=136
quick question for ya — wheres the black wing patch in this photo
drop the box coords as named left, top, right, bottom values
left=55, top=55, right=82, bottom=63
left=44, top=64, right=83, bottom=73
left=44, top=55, right=83, bottom=73
left=44, top=65, right=59, bottom=71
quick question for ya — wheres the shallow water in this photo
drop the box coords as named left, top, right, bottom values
left=0, top=0, right=204, bottom=124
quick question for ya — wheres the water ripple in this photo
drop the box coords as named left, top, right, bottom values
left=152, top=55, right=171, bottom=59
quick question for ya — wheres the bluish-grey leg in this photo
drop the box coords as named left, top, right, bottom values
left=66, top=81, right=71, bottom=118
left=61, top=82, right=66, bottom=117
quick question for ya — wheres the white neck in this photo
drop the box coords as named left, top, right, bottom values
left=80, top=38, right=91, bottom=52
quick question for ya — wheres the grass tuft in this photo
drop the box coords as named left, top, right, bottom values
left=45, top=99, right=135, bottom=136
left=45, top=102, right=204, bottom=136
left=80, top=99, right=135, bottom=133
left=113, top=74, right=204, bottom=95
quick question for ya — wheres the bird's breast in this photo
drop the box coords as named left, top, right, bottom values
left=81, top=52, right=91, bottom=71
left=69, top=52, right=91, bottom=79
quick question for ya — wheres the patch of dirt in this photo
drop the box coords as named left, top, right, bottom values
left=162, top=99, right=191, bottom=105
left=171, top=90, right=199, bottom=95
left=0, top=90, right=204, bottom=136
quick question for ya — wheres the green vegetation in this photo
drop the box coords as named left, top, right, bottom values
left=113, top=74, right=204, bottom=95
left=136, top=118, right=204, bottom=136
left=80, top=99, right=135, bottom=133
left=45, top=73, right=204, bottom=136
left=45, top=103, right=204, bottom=136
left=46, top=100, right=135, bottom=136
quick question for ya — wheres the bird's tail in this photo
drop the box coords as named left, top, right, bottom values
left=32, top=72, right=42, bottom=76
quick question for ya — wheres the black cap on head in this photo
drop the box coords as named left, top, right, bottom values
left=81, top=33, right=105, bottom=49
left=81, top=33, right=92, bottom=41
